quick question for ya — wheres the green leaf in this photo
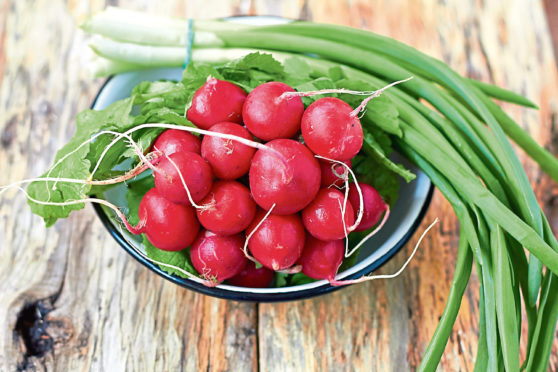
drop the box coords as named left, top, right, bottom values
left=283, top=57, right=313, bottom=85
left=328, top=66, right=346, bottom=82
left=225, top=52, right=284, bottom=75
left=352, top=153, right=400, bottom=207
left=85, top=97, right=137, bottom=180
left=182, top=62, right=223, bottom=87
left=125, top=175, right=154, bottom=225
left=289, top=273, right=316, bottom=285
left=362, top=132, right=416, bottom=183
left=27, top=97, right=135, bottom=226
left=217, top=53, right=286, bottom=91
left=294, top=77, right=336, bottom=105
left=274, top=272, right=289, bottom=288
left=143, top=236, right=197, bottom=279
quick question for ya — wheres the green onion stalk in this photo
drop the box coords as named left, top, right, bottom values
left=81, top=7, right=558, bottom=371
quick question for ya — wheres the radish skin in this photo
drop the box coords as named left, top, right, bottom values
left=154, top=151, right=213, bottom=205
left=249, top=139, right=321, bottom=215
left=139, top=188, right=200, bottom=251
left=190, top=230, right=247, bottom=283
left=246, top=209, right=306, bottom=271
left=201, top=122, right=256, bottom=179
left=243, top=82, right=304, bottom=141
left=187, top=78, right=247, bottom=129
left=196, top=181, right=256, bottom=235
left=153, top=129, right=201, bottom=155
left=302, top=188, right=355, bottom=241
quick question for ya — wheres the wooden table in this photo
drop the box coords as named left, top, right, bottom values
left=1, top=0, right=557, bottom=370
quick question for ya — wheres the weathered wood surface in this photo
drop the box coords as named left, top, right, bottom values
left=0, top=0, right=557, bottom=371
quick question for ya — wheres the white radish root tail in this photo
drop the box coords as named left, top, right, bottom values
left=344, top=204, right=390, bottom=258
left=278, top=77, right=413, bottom=118
left=0, top=150, right=162, bottom=194
left=276, top=265, right=302, bottom=274
left=329, top=217, right=438, bottom=286
left=91, top=123, right=290, bottom=178
left=155, top=148, right=210, bottom=211
left=350, top=77, right=413, bottom=117
left=8, top=186, right=145, bottom=234
left=315, top=155, right=364, bottom=232
left=280, top=88, right=377, bottom=100
left=242, top=204, right=275, bottom=265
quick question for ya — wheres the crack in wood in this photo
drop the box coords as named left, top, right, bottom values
left=12, top=261, right=67, bottom=371
left=1, top=114, right=18, bottom=149
left=14, top=299, right=54, bottom=371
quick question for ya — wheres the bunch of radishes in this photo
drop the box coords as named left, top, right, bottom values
left=133, top=77, right=388, bottom=287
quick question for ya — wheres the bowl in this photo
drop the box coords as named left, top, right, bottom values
left=91, top=65, right=433, bottom=302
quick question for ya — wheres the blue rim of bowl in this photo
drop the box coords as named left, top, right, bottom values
left=91, top=75, right=435, bottom=303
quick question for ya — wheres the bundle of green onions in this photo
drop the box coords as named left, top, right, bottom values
left=82, top=7, right=558, bottom=371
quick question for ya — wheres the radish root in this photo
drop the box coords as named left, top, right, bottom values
left=350, top=77, right=413, bottom=117
left=329, top=217, right=438, bottom=286
left=1, top=150, right=162, bottom=193
left=155, top=148, right=211, bottom=211
left=91, top=123, right=290, bottom=176
left=315, top=155, right=364, bottom=232
left=7, top=186, right=145, bottom=234
left=345, top=204, right=391, bottom=258
left=243, top=204, right=275, bottom=265
left=276, top=265, right=302, bottom=274
left=278, top=77, right=413, bottom=118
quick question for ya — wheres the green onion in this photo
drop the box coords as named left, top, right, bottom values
left=78, top=10, right=558, bottom=370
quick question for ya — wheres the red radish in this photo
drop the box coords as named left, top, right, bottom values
left=196, top=181, right=256, bottom=235
left=242, top=82, right=304, bottom=141
left=246, top=209, right=305, bottom=271
left=138, top=188, right=199, bottom=251
left=302, top=188, right=355, bottom=241
left=152, top=129, right=201, bottom=156
left=319, top=159, right=351, bottom=188
left=226, top=261, right=274, bottom=288
left=190, top=230, right=247, bottom=282
left=187, top=78, right=247, bottom=129
left=249, top=139, right=321, bottom=215
left=201, top=122, right=256, bottom=179
left=298, top=236, right=345, bottom=280
left=154, top=151, right=212, bottom=205
left=348, top=182, right=387, bottom=232
left=301, top=97, right=363, bottom=161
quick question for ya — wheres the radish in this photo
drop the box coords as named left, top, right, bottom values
left=226, top=261, right=274, bottom=288
left=152, top=129, right=201, bottom=156
left=242, top=82, right=304, bottom=141
left=201, top=122, right=256, bottom=179
left=319, top=159, right=351, bottom=188
left=246, top=209, right=305, bottom=271
left=301, top=97, right=363, bottom=161
left=138, top=188, right=199, bottom=251
left=190, top=230, right=247, bottom=283
left=154, top=151, right=213, bottom=205
left=302, top=188, right=355, bottom=241
left=249, top=139, right=320, bottom=215
left=186, top=78, right=247, bottom=129
left=348, top=182, right=388, bottom=232
left=196, top=180, right=256, bottom=235
left=298, top=236, right=345, bottom=281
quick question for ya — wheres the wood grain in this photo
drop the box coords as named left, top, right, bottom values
left=0, top=0, right=556, bottom=371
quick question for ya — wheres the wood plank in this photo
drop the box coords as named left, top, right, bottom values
left=0, top=0, right=556, bottom=371
left=0, top=1, right=258, bottom=371
left=255, top=0, right=558, bottom=371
